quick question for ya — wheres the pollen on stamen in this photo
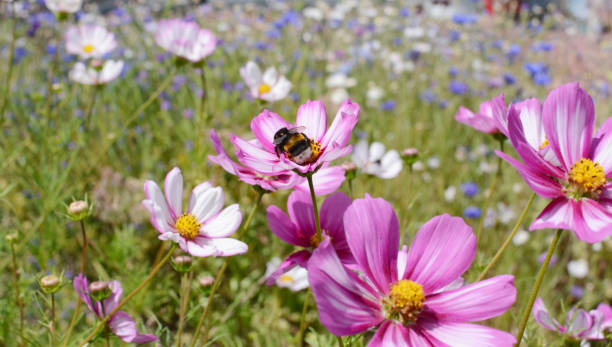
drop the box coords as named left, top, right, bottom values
left=258, top=83, right=271, bottom=95
left=539, top=138, right=549, bottom=150
left=279, top=275, right=295, bottom=283
left=82, top=44, right=95, bottom=53
left=175, top=213, right=201, bottom=240
left=569, top=158, right=606, bottom=196
left=387, top=280, right=425, bottom=324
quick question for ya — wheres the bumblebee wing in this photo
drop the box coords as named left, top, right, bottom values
left=273, top=137, right=286, bottom=145
left=289, top=126, right=306, bottom=133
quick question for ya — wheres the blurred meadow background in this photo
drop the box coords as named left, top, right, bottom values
left=1, top=0, right=612, bottom=346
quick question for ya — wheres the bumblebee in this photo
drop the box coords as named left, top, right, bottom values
left=273, top=127, right=320, bottom=165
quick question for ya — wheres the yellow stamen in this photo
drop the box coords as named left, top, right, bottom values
left=279, top=275, right=294, bottom=283
left=539, top=138, right=549, bottom=150
left=388, top=280, right=425, bottom=324
left=258, top=83, right=272, bottom=95
left=82, top=44, right=95, bottom=53
left=175, top=213, right=201, bottom=240
left=310, top=234, right=320, bottom=247
left=569, top=158, right=606, bottom=195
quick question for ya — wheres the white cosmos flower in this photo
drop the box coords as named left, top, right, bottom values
left=69, top=60, right=123, bottom=85
left=65, top=24, right=117, bottom=59
left=264, top=257, right=309, bottom=292
left=351, top=140, right=403, bottom=179
left=567, top=259, right=589, bottom=279
left=325, top=73, right=356, bottom=89
left=45, top=0, right=82, bottom=14
left=155, top=19, right=216, bottom=63
left=240, top=61, right=292, bottom=103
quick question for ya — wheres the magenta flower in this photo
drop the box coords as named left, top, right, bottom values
left=142, top=167, right=247, bottom=257
left=533, top=298, right=612, bottom=340
left=455, top=93, right=505, bottom=134
left=154, top=19, right=216, bottom=63
left=73, top=274, right=157, bottom=343
left=495, top=83, right=612, bottom=242
left=232, top=99, right=359, bottom=173
left=209, top=129, right=346, bottom=195
left=265, top=190, right=354, bottom=284
left=307, top=195, right=516, bottom=346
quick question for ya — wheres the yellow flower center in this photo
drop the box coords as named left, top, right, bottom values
left=568, top=158, right=606, bottom=196
left=175, top=213, right=201, bottom=240
left=539, top=138, right=549, bottom=150
left=387, top=280, right=425, bottom=324
left=82, top=44, right=95, bottom=53
left=258, top=83, right=272, bottom=95
left=279, top=275, right=295, bottom=283
left=310, top=234, right=320, bottom=247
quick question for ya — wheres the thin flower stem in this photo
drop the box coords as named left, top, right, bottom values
left=63, top=219, right=89, bottom=347
left=297, top=289, right=311, bottom=347
left=476, top=140, right=504, bottom=241
left=514, top=229, right=563, bottom=347
left=189, top=189, right=265, bottom=347
left=77, top=244, right=177, bottom=347
left=79, top=220, right=88, bottom=274
left=0, top=1, right=18, bottom=123
left=84, top=87, right=100, bottom=131
left=198, top=66, right=207, bottom=123
left=476, top=192, right=536, bottom=282
left=306, top=173, right=322, bottom=241
left=176, top=272, right=190, bottom=347
left=61, top=300, right=81, bottom=347
left=336, top=336, right=345, bottom=347
left=101, top=302, right=110, bottom=347
left=51, top=293, right=57, bottom=347
left=10, top=242, right=24, bottom=346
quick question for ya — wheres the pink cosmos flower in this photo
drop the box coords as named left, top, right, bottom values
left=209, top=129, right=346, bottom=195
left=65, top=24, right=117, bottom=60
left=455, top=93, right=506, bottom=134
left=154, top=19, right=216, bottom=63
left=495, top=83, right=612, bottom=242
left=142, top=167, right=247, bottom=257
left=73, top=274, right=157, bottom=343
left=533, top=298, right=612, bottom=340
left=265, top=190, right=354, bottom=284
left=307, top=195, right=517, bottom=346
left=232, top=99, right=359, bottom=173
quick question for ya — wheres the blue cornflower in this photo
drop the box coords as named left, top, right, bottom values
left=463, top=206, right=482, bottom=219
left=449, top=30, right=460, bottom=43
left=380, top=100, right=396, bottom=111
left=449, top=80, right=468, bottom=95
left=503, top=73, right=516, bottom=85
left=531, top=41, right=553, bottom=52
left=452, top=14, right=478, bottom=25
left=460, top=182, right=480, bottom=197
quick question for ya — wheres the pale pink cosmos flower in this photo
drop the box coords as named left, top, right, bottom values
left=308, top=195, right=517, bottom=346
left=209, top=129, right=346, bottom=195
left=240, top=61, right=292, bottom=103
left=265, top=190, right=354, bottom=284
left=154, top=19, right=216, bottom=63
left=44, top=0, right=82, bottom=14
left=142, top=167, right=247, bottom=257
left=232, top=99, right=359, bottom=173
left=495, top=83, right=612, bottom=242
left=65, top=24, right=117, bottom=60
left=455, top=93, right=505, bottom=134
left=69, top=60, right=123, bottom=85
left=533, top=298, right=612, bottom=340
left=73, top=274, right=157, bottom=343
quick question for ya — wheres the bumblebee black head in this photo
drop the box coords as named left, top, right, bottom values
left=274, top=127, right=288, bottom=141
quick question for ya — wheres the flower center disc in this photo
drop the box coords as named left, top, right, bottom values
left=568, top=158, right=606, bottom=196
left=175, top=213, right=201, bottom=240
left=258, top=83, right=272, bottom=95
left=82, top=44, right=95, bottom=53
left=279, top=275, right=295, bottom=283
left=388, top=280, right=425, bottom=324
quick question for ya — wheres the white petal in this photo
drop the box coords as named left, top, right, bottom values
left=164, top=167, right=183, bottom=218
left=201, top=204, right=242, bottom=237
left=189, top=186, right=224, bottom=223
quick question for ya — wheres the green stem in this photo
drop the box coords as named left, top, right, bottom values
left=336, top=336, right=345, bottom=347
left=297, top=289, right=311, bottom=347
left=176, top=272, right=190, bottom=347
left=84, top=87, right=100, bottom=131
left=78, top=244, right=177, bottom=347
left=189, top=189, right=265, bottom=347
left=79, top=220, right=88, bottom=274
left=61, top=300, right=81, bottom=347
left=0, top=0, right=18, bottom=123
left=198, top=66, right=207, bottom=123
left=514, top=229, right=563, bottom=346
left=306, top=173, right=322, bottom=241
left=476, top=140, right=504, bottom=241
left=101, top=301, right=110, bottom=347
left=476, top=193, right=536, bottom=282
left=51, top=293, right=56, bottom=347
left=10, top=242, right=24, bottom=346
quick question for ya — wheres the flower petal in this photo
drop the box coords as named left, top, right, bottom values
left=265, top=250, right=311, bottom=285
left=187, top=182, right=213, bottom=214
left=320, top=99, right=359, bottom=149
left=495, top=150, right=563, bottom=198
left=164, top=167, right=183, bottom=218
left=542, top=82, right=595, bottom=172
left=108, top=311, right=158, bottom=343
left=421, top=322, right=516, bottom=347
left=404, top=214, right=475, bottom=293
left=267, top=204, right=307, bottom=247
left=231, top=134, right=290, bottom=174
left=352, top=140, right=369, bottom=167
left=294, top=165, right=346, bottom=196
left=530, top=197, right=576, bottom=232
left=595, top=117, right=612, bottom=138
left=574, top=199, right=612, bottom=243
left=143, top=180, right=173, bottom=225
left=239, top=61, right=261, bottom=90
left=566, top=308, right=593, bottom=337
left=320, top=191, right=353, bottom=262
left=296, top=100, right=328, bottom=142
left=189, top=186, right=224, bottom=223
left=425, top=275, right=516, bottom=323
left=344, top=195, right=399, bottom=294
left=287, top=190, right=317, bottom=241
left=368, top=321, right=417, bottom=347
left=201, top=204, right=242, bottom=238
left=250, top=110, right=291, bottom=152
left=187, top=236, right=248, bottom=257
left=73, top=274, right=99, bottom=317
left=103, top=280, right=123, bottom=315
left=307, top=237, right=384, bottom=336
left=591, top=131, right=612, bottom=177
left=532, top=297, right=561, bottom=332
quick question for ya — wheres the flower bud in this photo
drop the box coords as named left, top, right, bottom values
left=40, top=275, right=61, bottom=294
left=171, top=255, right=193, bottom=273
left=199, top=276, right=214, bottom=287
left=341, top=162, right=358, bottom=181
left=401, top=148, right=419, bottom=167
left=68, top=200, right=89, bottom=220
left=89, top=281, right=111, bottom=301
left=5, top=233, right=18, bottom=244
